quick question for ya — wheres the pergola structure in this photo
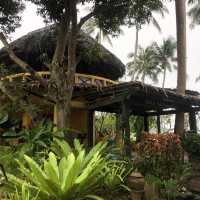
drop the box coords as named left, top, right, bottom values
left=73, top=81, right=200, bottom=154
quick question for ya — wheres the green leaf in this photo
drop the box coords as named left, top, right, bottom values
left=85, top=195, right=104, bottom=200
left=61, top=153, right=75, bottom=192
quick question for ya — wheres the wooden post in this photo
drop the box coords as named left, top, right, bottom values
left=115, top=114, right=123, bottom=149
left=157, top=115, right=161, bottom=134
left=88, top=110, right=95, bottom=148
left=121, top=101, right=131, bottom=157
left=135, top=117, right=143, bottom=143
left=22, top=113, right=32, bottom=129
left=144, top=115, right=149, bottom=132
left=189, top=111, right=197, bottom=133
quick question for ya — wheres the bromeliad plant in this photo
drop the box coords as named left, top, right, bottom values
left=6, top=184, right=39, bottom=200
left=103, top=160, right=131, bottom=193
left=8, top=139, right=107, bottom=200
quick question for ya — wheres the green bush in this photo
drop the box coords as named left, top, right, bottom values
left=182, top=132, right=200, bottom=160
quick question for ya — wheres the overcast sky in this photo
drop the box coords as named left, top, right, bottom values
left=2, top=1, right=200, bottom=92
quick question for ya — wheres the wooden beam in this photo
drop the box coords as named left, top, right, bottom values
left=146, top=107, right=200, bottom=116
left=71, top=101, right=86, bottom=109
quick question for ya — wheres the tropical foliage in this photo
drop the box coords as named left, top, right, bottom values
left=152, top=37, right=177, bottom=88
left=135, top=133, right=183, bottom=180
left=182, top=132, right=200, bottom=160
left=127, top=46, right=160, bottom=83
left=188, top=0, right=200, bottom=28
left=4, top=139, right=131, bottom=200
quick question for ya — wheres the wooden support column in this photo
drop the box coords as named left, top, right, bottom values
left=189, top=111, right=197, bottom=133
left=135, top=117, right=143, bottom=143
left=88, top=110, right=95, bottom=148
left=115, top=114, right=123, bottom=149
left=157, top=115, right=161, bottom=133
left=144, top=115, right=149, bottom=132
left=121, top=101, right=131, bottom=157
left=22, top=113, right=32, bottom=129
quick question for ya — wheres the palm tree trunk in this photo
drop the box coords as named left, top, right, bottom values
left=174, top=0, right=187, bottom=135
left=131, top=25, right=140, bottom=81
left=142, top=72, right=145, bottom=84
left=162, top=67, right=167, bottom=88
left=134, top=25, right=139, bottom=62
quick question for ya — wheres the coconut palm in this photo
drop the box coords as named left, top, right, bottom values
left=127, top=46, right=161, bottom=84
left=174, top=0, right=187, bottom=135
left=152, top=37, right=177, bottom=88
left=188, top=0, right=200, bottom=82
left=133, top=5, right=169, bottom=60
left=82, top=18, right=123, bottom=46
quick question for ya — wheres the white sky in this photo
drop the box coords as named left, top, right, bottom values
left=2, top=1, right=200, bottom=92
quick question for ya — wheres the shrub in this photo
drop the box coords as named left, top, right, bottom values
left=136, top=133, right=183, bottom=180
left=182, top=132, right=200, bottom=160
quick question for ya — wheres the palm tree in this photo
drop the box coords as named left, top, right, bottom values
left=82, top=18, right=123, bottom=46
left=188, top=0, right=200, bottom=28
left=188, top=0, right=200, bottom=82
left=152, top=37, right=177, bottom=88
left=127, top=46, right=161, bottom=84
left=133, top=5, right=169, bottom=60
left=174, top=0, right=187, bottom=135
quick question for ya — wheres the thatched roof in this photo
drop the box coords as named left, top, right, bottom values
left=0, top=26, right=125, bottom=80
left=74, top=81, right=200, bottom=115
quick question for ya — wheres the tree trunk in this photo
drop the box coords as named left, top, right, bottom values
left=162, top=67, right=167, bottom=88
left=174, top=0, right=187, bottom=135
left=65, top=1, right=78, bottom=129
left=134, top=25, right=139, bottom=62
left=142, top=72, right=146, bottom=84
left=50, top=23, right=69, bottom=130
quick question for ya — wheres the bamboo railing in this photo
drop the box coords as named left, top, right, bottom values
left=1, top=71, right=118, bottom=88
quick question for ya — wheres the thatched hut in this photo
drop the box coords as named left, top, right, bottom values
left=0, top=26, right=126, bottom=143
left=0, top=25, right=125, bottom=80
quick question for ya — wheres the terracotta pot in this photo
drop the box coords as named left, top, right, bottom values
left=128, top=172, right=145, bottom=200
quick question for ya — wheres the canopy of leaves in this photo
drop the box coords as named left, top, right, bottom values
left=126, top=0, right=165, bottom=27
left=188, top=0, right=200, bottom=27
left=152, top=37, right=177, bottom=71
left=127, top=46, right=161, bottom=83
left=0, top=0, right=25, bottom=34
left=26, top=0, right=165, bottom=36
